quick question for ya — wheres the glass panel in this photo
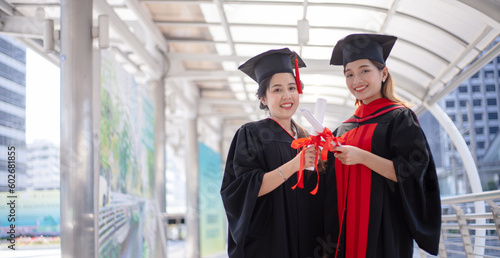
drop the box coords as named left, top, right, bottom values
left=235, top=44, right=297, bottom=56
left=396, top=0, right=485, bottom=42
left=385, top=15, right=465, bottom=63
left=308, top=29, right=350, bottom=47
left=389, top=59, right=432, bottom=95
left=307, top=6, right=386, bottom=30
left=207, top=26, right=228, bottom=41
left=391, top=41, right=448, bottom=78
left=200, top=4, right=220, bottom=22
left=224, top=4, right=302, bottom=25
left=310, top=0, right=391, bottom=8
left=231, top=27, right=297, bottom=44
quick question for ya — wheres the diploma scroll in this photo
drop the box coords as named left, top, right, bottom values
left=309, top=98, right=327, bottom=135
left=301, top=98, right=327, bottom=170
left=301, top=106, right=341, bottom=147
left=300, top=108, right=325, bottom=136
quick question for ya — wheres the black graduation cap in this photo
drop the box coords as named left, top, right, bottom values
left=330, top=33, right=397, bottom=66
left=238, top=48, right=306, bottom=93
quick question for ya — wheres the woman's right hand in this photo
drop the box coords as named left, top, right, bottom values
left=292, top=146, right=317, bottom=171
left=258, top=146, right=318, bottom=197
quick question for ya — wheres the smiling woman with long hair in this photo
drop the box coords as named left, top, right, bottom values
left=220, top=48, right=327, bottom=258
left=324, top=34, right=441, bottom=258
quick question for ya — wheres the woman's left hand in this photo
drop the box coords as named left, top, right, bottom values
left=333, top=145, right=365, bottom=165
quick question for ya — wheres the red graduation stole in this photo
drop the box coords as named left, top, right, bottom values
left=335, top=98, right=404, bottom=258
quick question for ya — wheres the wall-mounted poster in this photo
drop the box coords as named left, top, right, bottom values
left=198, top=142, right=226, bottom=256
left=98, top=50, right=157, bottom=258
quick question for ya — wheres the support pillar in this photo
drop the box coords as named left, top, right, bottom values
left=152, top=78, right=166, bottom=217
left=452, top=205, right=474, bottom=257
left=92, top=48, right=102, bottom=257
left=59, top=0, right=95, bottom=257
left=438, top=232, right=448, bottom=258
left=486, top=200, right=500, bottom=242
left=150, top=78, right=168, bottom=257
left=186, top=103, right=200, bottom=258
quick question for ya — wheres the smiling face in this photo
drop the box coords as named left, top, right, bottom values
left=344, top=59, right=388, bottom=105
left=260, top=72, right=299, bottom=126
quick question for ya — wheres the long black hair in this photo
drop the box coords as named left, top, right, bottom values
left=256, top=74, right=326, bottom=172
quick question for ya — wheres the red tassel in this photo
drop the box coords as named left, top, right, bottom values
left=294, top=52, right=303, bottom=94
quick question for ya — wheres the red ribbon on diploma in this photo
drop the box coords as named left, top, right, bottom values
left=291, top=127, right=343, bottom=195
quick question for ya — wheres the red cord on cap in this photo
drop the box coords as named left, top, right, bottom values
left=294, top=52, right=303, bottom=94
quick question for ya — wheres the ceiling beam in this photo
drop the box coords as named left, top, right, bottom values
left=94, top=0, right=162, bottom=79
left=143, top=0, right=383, bottom=10
left=0, top=0, right=14, bottom=16
left=123, top=0, right=169, bottom=53
left=166, top=68, right=342, bottom=80
left=0, top=15, right=43, bottom=38
left=379, top=0, right=401, bottom=33
left=164, top=36, right=450, bottom=65
left=141, top=0, right=212, bottom=4
left=18, top=37, right=59, bottom=66
left=167, top=53, right=337, bottom=67
left=154, top=20, right=364, bottom=30
left=147, top=0, right=482, bottom=47
left=454, top=0, right=500, bottom=24
left=7, top=2, right=60, bottom=8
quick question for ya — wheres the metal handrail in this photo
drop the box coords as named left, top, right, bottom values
left=420, top=190, right=500, bottom=257
left=441, top=190, right=500, bottom=204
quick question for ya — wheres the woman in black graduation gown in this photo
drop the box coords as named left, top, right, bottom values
left=324, top=34, right=441, bottom=257
left=221, top=48, right=327, bottom=258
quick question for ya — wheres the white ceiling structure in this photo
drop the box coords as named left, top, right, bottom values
left=1, top=0, right=500, bottom=151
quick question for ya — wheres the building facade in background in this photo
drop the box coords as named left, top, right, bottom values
left=26, top=140, right=60, bottom=190
left=421, top=38, right=500, bottom=195
left=0, top=35, right=27, bottom=191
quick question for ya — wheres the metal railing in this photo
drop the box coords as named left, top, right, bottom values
left=419, top=190, right=500, bottom=257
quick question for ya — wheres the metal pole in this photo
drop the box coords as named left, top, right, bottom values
left=452, top=205, right=474, bottom=258
left=466, top=101, right=477, bottom=164
left=152, top=78, right=166, bottom=218
left=60, top=0, right=95, bottom=257
left=92, top=48, right=102, bottom=258
left=424, top=102, right=482, bottom=193
left=150, top=78, right=168, bottom=257
left=186, top=106, right=200, bottom=258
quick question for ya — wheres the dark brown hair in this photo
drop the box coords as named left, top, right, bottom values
left=257, top=74, right=326, bottom=172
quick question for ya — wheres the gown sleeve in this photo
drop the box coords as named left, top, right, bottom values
left=389, top=108, right=441, bottom=255
left=220, top=123, right=272, bottom=257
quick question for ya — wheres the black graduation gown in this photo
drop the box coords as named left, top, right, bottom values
left=221, top=118, right=326, bottom=258
left=324, top=98, right=441, bottom=258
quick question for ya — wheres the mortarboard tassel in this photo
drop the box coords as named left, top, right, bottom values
left=294, top=52, right=303, bottom=94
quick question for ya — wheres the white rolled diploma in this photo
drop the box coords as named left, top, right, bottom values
left=301, top=98, right=327, bottom=170
left=308, top=98, right=327, bottom=135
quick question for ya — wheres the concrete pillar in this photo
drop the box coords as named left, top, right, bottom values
left=186, top=105, right=200, bottom=258
left=92, top=48, right=102, bottom=257
left=59, top=0, right=95, bottom=257
left=150, top=78, right=168, bottom=257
